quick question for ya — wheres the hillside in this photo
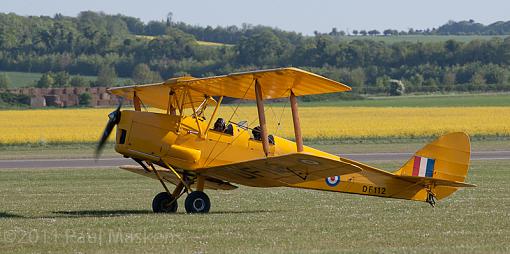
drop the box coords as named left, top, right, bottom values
left=0, top=12, right=509, bottom=94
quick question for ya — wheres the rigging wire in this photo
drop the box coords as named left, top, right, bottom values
left=228, top=104, right=245, bottom=120
left=204, top=112, right=262, bottom=167
left=274, top=100, right=288, bottom=137
left=203, top=80, right=254, bottom=166
left=204, top=103, right=273, bottom=167
left=203, top=85, right=291, bottom=166
left=273, top=88, right=291, bottom=136
left=141, top=100, right=148, bottom=112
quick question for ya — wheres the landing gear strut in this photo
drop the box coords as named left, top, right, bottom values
left=145, top=159, right=211, bottom=213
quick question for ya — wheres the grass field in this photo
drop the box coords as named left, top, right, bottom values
left=134, top=34, right=233, bottom=47
left=301, top=93, right=510, bottom=107
left=0, top=160, right=508, bottom=253
left=0, top=71, right=129, bottom=88
left=197, top=40, right=234, bottom=47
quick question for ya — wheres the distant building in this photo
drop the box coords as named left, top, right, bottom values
left=0, top=87, right=119, bottom=107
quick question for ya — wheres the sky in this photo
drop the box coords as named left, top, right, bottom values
left=2, top=0, right=509, bottom=35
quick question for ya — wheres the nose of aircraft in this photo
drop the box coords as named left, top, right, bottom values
left=95, top=99, right=123, bottom=159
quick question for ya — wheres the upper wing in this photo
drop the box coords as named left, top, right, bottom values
left=108, top=76, right=215, bottom=111
left=202, top=153, right=362, bottom=187
left=183, top=67, right=351, bottom=100
left=109, top=68, right=351, bottom=110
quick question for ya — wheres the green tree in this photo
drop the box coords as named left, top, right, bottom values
left=236, top=28, right=283, bottom=66
left=78, top=92, right=92, bottom=106
left=368, top=30, right=380, bottom=36
left=409, top=74, right=424, bottom=87
left=0, top=26, right=16, bottom=49
left=53, top=71, right=70, bottom=87
left=470, top=71, right=486, bottom=85
left=442, top=71, right=456, bottom=91
left=132, top=63, right=162, bottom=84
left=70, top=76, right=90, bottom=87
left=349, top=68, right=366, bottom=89
left=37, top=73, right=55, bottom=88
left=95, top=65, right=117, bottom=87
left=423, top=79, right=439, bottom=92
left=122, top=79, right=135, bottom=86
left=484, top=64, right=509, bottom=84
left=470, top=71, right=487, bottom=91
left=0, top=73, right=10, bottom=89
left=388, top=79, right=405, bottom=96
left=374, top=75, right=390, bottom=93
left=0, top=92, right=30, bottom=105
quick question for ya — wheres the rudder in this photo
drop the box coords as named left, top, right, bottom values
left=394, top=132, right=472, bottom=200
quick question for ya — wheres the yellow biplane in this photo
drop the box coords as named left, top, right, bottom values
left=97, top=67, right=475, bottom=213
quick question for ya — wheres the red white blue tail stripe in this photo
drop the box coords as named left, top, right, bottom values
left=412, top=156, right=435, bottom=177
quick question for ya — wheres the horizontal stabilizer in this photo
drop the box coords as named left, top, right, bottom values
left=396, top=175, right=477, bottom=188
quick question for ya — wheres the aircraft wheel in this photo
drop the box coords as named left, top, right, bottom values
left=152, top=192, right=178, bottom=213
left=184, top=191, right=210, bottom=213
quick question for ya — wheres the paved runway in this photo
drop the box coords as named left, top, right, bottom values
left=1, top=150, right=509, bottom=169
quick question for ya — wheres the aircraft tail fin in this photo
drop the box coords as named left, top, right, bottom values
left=394, top=132, right=474, bottom=200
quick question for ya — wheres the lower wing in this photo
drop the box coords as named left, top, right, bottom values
left=201, top=153, right=362, bottom=187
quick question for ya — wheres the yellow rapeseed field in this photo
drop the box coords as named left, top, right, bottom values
left=0, top=107, right=509, bottom=144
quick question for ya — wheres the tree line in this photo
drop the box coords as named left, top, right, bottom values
left=324, top=20, right=510, bottom=37
left=0, top=12, right=510, bottom=95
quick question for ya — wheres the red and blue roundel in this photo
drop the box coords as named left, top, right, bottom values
left=326, top=176, right=340, bottom=187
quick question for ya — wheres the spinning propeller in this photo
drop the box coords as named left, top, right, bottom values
left=95, top=99, right=123, bottom=159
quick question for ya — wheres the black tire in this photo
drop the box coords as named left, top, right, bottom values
left=184, top=191, right=210, bottom=213
left=152, top=192, right=178, bottom=213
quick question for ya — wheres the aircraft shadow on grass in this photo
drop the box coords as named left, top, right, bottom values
left=0, top=209, right=285, bottom=219
left=52, top=209, right=282, bottom=217
left=0, top=211, right=25, bottom=219
left=0, top=210, right=150, bottom=219
left=52, top=209, right=153, bottom=217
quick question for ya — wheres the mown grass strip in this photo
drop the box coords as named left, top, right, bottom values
left=0, top=160, right=508, bottom=253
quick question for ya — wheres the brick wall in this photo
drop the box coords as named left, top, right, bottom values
left=1, top=87, right=119, bottom=107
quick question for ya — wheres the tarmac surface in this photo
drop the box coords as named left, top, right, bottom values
left=1, top=150, right=509, bottom=169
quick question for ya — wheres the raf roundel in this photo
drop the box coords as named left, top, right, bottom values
left=325, top=176, right=340, bottom=187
